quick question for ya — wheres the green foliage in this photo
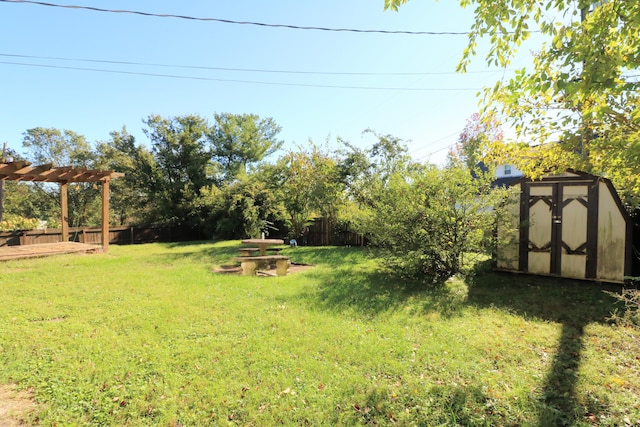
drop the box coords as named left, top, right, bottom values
left=204, top=173, right=282, bottom=239
left=1, top=181, right=58, bottom=226
left=383, top=0, right=409, bottom=11
left=0, top=213, right=41, bottom=231
left=449, top=112, right=504, bottom=171
left=20, top=128, right=103, bottom=227
left=22, top=127, right=93, bottom=166
left=471, top=0, right=640, bottom=207
left=142, top=114, right=214, bottom=226
left=345, top=133, right=506, bottom=283
left=607, top=288, right=640, bottom=328
left=95, top=128, right=158, bottom=225
left=387, top=0, right=640, bottom=207
left=361, top=164, right=505, bottom=282
left=272, top=143, right=345, bottom=239
left=208, top=113, right=283, bottom=179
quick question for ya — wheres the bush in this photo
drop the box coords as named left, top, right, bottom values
left=0, top=214, right=41, bottom=231
left=352, top=164, right=508, bottom=283
left=607, top=288, right=640, bottom=327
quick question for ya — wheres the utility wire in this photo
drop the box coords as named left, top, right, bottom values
left=413, top=129, right=464, bottom=161
left=0, top=53, right=505, bottom=76
left=0, top=0, right=471, bottom=35
left=0, top=61, right=482, bottom=91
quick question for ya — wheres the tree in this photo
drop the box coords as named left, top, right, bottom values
left=22, top=127, right=93, bottom=166
left=385, top=0, right=640, bottom=207
left=143, top=114, right=213, bottom=225
left=208, top=113, right=283, bottom=179
left=205, top=172, right=282, bottom=240
left=449, top=113, right=503, bottom=171
left=338, top=130, right=413, bottom=209
left=21, top=128, right=101, bottom=227
left=95, top=128, right=158, bottom=225
left=347, top=133, right=505, bottom=282
left=271, top=144, right=342, bottom=240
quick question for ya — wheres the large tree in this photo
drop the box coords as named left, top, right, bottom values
left=386, top=0, right=640, bottom=207
left=95, top=128, right=159, bottom=225
left=208, top=113, right=283, bottom=179
left=21, top=128, right=101, bottom=227
left=143, top=114, right=213, bottom=225
left=22, top=127, right=93, bottom=166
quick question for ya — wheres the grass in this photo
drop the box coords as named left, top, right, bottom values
left=0, top=241, right=639, bottom=426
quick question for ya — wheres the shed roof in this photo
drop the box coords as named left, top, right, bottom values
left=0, top=161, right=123, bottom=183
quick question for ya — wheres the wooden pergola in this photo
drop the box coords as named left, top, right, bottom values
left=0, top=161, right=123, bottom=252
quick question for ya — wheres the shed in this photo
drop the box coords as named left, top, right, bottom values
left=496, top=170, right=633, bottom=283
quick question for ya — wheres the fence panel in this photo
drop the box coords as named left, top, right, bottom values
left=0, top=220, right=363, bottom=247
left=0, top=225, right=205, bottom=247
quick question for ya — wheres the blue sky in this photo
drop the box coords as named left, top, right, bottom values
left=0, top=0, right=536, bottom=165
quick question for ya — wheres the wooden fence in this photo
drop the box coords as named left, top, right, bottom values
left=286, top=218, right=367, bottom=247
left=0, top=219, right=366, bottom=248
left=0, top=225, right=205, bottom=247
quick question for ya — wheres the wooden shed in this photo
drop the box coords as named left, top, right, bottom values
left=496, top=170, right=633, bottom=283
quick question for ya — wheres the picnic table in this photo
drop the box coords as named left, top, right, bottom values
left=241, top=238, right=284, bottom=256
left=237, top=238, right=289, bottom=276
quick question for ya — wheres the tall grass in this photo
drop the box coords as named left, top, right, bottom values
left=0, top=241, right=638, bottom=426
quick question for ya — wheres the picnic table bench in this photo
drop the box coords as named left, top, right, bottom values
left=238, top=247, right=285, bottom=257
left=233, top=255, right=290, bottom=276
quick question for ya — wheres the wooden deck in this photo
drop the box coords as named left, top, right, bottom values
left=0, top=242, right=102, bottom=261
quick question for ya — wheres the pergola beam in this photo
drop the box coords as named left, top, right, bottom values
left=0, top=162, right=123, bottom=183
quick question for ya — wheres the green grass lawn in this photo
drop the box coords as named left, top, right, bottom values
left=0, top=241, right=638, bottom=426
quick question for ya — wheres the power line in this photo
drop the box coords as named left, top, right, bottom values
left=0, top=53, right=505, bottom=76
left=412, top=129, right=464, bottom=160
left=0, top=61, right=483, bottom=91
left=0, top=0, right=471, bottom=35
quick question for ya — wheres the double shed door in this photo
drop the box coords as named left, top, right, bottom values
left=521, top=180, right=597, bottom=279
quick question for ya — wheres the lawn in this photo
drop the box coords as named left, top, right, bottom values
left=0, top=241, right=638, bottom=426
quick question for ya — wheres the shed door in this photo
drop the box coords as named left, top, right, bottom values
left=523, top=182, right=593, bottom=279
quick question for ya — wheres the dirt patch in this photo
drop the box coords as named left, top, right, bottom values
left=0, top=385, right=38, bottom=426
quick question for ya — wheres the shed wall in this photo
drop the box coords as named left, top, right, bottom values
left=496, top=186, right=520, bottom=270
left=597, top=181, right=626, bottom=281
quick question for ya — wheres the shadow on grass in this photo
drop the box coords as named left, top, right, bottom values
left=283, top=245, right=372, bottom=268
left=158, top=242, right=370, bottom=267
left=466, top=264, right=623, bottom=426
left=296, top=267, right=423, bottom=316
left=291, top=248, right=461, bottom=318
left=150, top=240, right=241, bottom=266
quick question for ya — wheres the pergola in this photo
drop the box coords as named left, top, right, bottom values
left=0, top=161, right=123, bottom=252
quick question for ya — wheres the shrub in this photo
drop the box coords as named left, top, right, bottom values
left=607, top=288, right=640, bottom=327
left=352, top=164, right=508, bottom=283
left=0, top=214, right=41, bottom=231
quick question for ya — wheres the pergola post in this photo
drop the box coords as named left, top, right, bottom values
left=101, top=179, right=110, bottom=252
left=60, top=181, right=69, bottom=242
